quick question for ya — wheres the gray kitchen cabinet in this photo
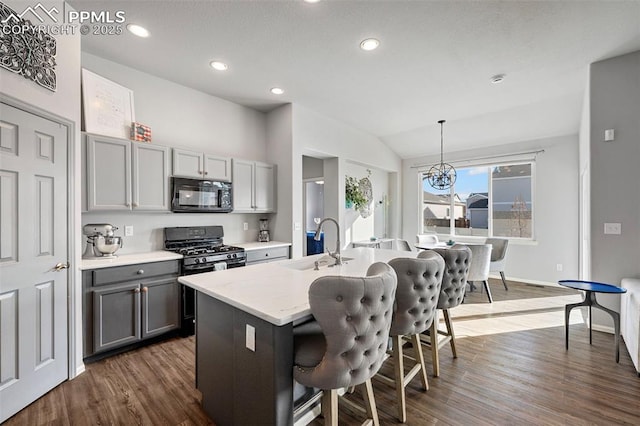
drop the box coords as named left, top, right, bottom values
left=85, top=134, right=169, bottom=211
left=172, top=148, right=231, bottom=181
left=83, top=260, right=180, bottom=359
left=92, top=281, right=141, bottom=353
left=246, top=246, right=290, bottom=266
left=232, top=159, right=276, bottom=213
left=132, top=143, right=170, bottom=210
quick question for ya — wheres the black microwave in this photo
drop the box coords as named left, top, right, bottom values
left=171, top=177, right=233, bottom=213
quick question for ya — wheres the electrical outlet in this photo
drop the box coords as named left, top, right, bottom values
left=556, top=263, right=563, bottom=272
left=243, top=222, right=248, bottom=231
left=125, top=226, right=134, bottom=236
left=604, top=223, right=621, bottom=235
left=246, top=324, right=255, bottom=351
left=294, top=222, right=301, bottom=231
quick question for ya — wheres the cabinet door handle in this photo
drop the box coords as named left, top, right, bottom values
left=134, top=288, right=141, bottom=294
left=137, top=269, right=144, bottom=275
left=142, top=286, right=148, bottom=293
left=204, top=171, right=208, bottom=175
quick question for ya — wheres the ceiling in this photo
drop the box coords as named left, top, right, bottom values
left=69, top=0, right=640, bottom=159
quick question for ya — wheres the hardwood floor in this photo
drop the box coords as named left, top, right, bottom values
left=6, top=279, right=639, bottom=425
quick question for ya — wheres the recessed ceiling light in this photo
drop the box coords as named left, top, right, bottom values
left=490, top=74, right=506, bottom=84
left=210, top=61, right=228, bottom=71
left=360, top=38, right=380, bottom=51
left=126, top=24, right=149, bottom=38
left=303, top=0, right=322, bottom=3
left=270, top=87, right=284, bottom=95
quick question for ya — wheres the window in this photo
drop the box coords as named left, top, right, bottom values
left=421, top=162, right=534, bottom=239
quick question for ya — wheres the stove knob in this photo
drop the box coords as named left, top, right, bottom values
left=227, top=254, right=232, bottom=259
left=201, top=257, right=208, bottom=263
left=233, top=253, right=237, bottom=258
left=194, top=258, right=200, bottom=264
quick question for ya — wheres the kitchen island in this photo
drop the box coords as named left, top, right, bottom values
left=178, top=247, right=417, bottom=426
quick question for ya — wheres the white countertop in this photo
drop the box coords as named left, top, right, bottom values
left=80, top=251, right=183, bottom=270
left=178, top=247, right=417, bottom=326
left=232, top=241, right=291, bottom=251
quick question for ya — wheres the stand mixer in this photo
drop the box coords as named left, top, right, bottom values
left=83, top=224, right=123, bottom=259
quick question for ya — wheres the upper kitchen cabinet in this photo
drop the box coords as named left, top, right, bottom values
left=85, top=134, right=169, bottom=211
left=232, top=159, right=276, bottom=213
left=172, top=148, right=231, bottom=181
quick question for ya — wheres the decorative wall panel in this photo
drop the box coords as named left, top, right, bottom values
left=0, top=2, right=57, bottom=91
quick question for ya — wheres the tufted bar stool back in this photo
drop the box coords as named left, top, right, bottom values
left=382, top=252, right=444, bottom=422
left=293, top=262, right=397, bottom=426
left=418, top=244, right=471, bottom=377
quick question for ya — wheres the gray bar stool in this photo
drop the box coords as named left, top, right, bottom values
left=381, top=252, right=445, bottom=423
left=293, top=262, right=397, bottom=426
left=419, top=245, right=471, bottom=377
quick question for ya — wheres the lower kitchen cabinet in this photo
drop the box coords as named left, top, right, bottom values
left=246, top=246, right=290, bottom=266
left=83, top=260, right=180, bottom=359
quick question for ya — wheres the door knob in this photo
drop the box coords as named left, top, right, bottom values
left=52, top=262, right=69, bottom=272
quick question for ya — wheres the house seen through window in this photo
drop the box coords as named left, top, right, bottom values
left=421, top=162, right=533, bottom=239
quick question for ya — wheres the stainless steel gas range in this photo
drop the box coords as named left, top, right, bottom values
left=164, top=225, right=246, bottom=335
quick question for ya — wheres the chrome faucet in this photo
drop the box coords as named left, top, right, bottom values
left=314, top=217, right=342, bottom=265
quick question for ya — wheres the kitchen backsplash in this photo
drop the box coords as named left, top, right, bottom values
left=81, top=212, right=268, bottom=254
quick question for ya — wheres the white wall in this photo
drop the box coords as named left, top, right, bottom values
left=302, top=155, right=324, bottom=179
left=589, top=50, right=640, bottom=329
left=402, top=134, right=580, bottom=284
left=291, top=104, right=402, bottom=256
left=81, top=53, right=270, bottom=251
left=266, top=104, right=296, bottom=251
left=81, top=53, right=267, bottom=160
left=1, top=0, right=83, bottom=377
left=344, top=162, right=389, bottom=245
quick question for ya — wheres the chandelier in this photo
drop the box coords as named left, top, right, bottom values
left=425, top=119, right=456, bottom=190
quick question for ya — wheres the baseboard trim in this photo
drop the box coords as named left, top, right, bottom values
left=490, top=274, right=560, bottom=287
left=74, top=363, right=86, bottom=378
left=591, top=323, right=614, bottom=335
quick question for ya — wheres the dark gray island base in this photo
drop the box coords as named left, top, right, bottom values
left=197, top=292, right=315, bottom=425
left=180, top=248, right=415, bottom=425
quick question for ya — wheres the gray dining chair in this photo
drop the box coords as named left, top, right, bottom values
left=416, top=234, right=439, bottom=246
left=419, top=245, right=471, bottom=377
left=393, top=239, right=413, bottom=252
left=486, top=238, right=509, bottom=290
left=293, top=262, right=397, bottom=426
left=382, top=253, right=444, bottom=422
left=466, top=243, right=493, bottom=303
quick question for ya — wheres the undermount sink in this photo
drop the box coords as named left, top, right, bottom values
left=284, top=256, right=354, bottom=271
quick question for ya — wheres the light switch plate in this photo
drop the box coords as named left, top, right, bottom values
left=604, top=129, right=615, bottom=142
left=246, top=324, right=255, bottom=351
left=243, top=222, right=248, bottom=231
left=125, top=226, right=134, bottom=236
left=294, top=222, right=301, bottom=231
left=604, top=222, right=621, bottom=235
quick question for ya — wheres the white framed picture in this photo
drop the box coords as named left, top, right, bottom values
left=81, top=69, right=135, bottom=139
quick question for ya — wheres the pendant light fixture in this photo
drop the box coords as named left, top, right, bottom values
left=425, top=120, right=456, bottom=190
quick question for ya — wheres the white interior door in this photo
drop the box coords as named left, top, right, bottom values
left=0, top=103, right=69, bottom=422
